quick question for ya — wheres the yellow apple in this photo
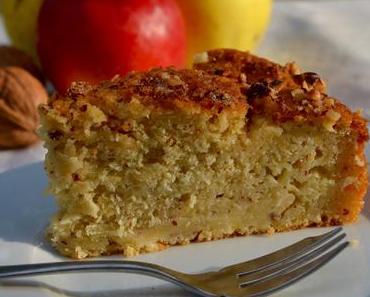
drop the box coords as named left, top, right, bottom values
left=0, top=0, right=44, bottom=61
left=176, top=0, right=272, bottom=64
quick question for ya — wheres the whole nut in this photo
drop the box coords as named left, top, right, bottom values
left=0, top=46, right=45, bottom=84
left=0, top=67, right=48, bottom=149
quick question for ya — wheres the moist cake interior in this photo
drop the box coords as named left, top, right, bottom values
left=42, top=92, right=365, bottom=258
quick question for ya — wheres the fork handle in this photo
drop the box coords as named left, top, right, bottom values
left=0, top=261, right=214, bottom=297
left=0, top=261, right=190, bottom=287
left=0, top=260, right=181, bottom=278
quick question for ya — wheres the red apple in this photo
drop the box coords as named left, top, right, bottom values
left=37, top=0, right=186, bottom=92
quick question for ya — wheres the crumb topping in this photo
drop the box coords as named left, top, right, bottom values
left=193, top=49, right=367, bottom=143
left=49, top=68, right=247, bottom=115
left=43, top=49, right=368, bottom=144
left=193, top=49, right=301, bottom=89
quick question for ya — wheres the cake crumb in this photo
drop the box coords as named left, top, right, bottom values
left=349, top=239, right=360, bottom=248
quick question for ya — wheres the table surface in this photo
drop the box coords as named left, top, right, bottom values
left=1, top=0, right=370, bottom=174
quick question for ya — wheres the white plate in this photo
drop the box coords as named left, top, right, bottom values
left=0, top=162, right=369, bottom=297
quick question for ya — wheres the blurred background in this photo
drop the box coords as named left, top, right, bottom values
left=0, top=0, right=369, bottom=172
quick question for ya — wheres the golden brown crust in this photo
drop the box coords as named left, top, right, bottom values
left=45, top=49, right=367, bottom=146
left=245, top=77, right=367, bottom=145
left=47, top=67, right=248, bottom=118
left=193, top=48, right=303, bottom=89
left=193, top=49, right=368, bottom=144
left=245, top=82, right=364, bottom=136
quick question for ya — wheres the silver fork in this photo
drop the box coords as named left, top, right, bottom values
left=0, top=228, right=348, bottom=297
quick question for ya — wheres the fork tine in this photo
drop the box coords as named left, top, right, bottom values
left=239, top=241, right=349, bottom=297
left=220, top=227, right=342, bottom=274
left=238, top=233, right=346, bottom=285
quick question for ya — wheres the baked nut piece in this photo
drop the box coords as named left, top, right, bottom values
left=39, top=50, right=368, bottom=259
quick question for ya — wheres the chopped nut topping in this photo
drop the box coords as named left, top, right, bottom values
left=167, top=75, right=184, bottom=87
left=193, top=52, right=209, bottom=64
left=291, top=88, right=306, bottom=100
left=270, top=79, right=283, bottom=87
left=293, top=72, right=325, bottom=93
left=288, top=62, right=301, bottom=75
left=48, top=49, right=368, bottom=149
left=302, top=80, right=310, bottom=91
left=111, top=74, right=121, bottom=81
left=67, top=81, right=92, bottom=99
left=324, top=98, right=335, bottom=107
left=303, top=72, right=321, bottom=85
left=239, top=73, right=247, bottom=83
left=326, top=110, right=341, bottom=121
left=301, top=99, right=309, bottom=105
left=246, top=82, right=270, bottom=99
left=310, top=90, right=322, bottom=101
left=323, top=110, right=341, bottom=131
left=160, top=72, right=170, bottom=80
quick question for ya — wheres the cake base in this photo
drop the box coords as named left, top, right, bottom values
left=44, top=109, right=366, bottom=258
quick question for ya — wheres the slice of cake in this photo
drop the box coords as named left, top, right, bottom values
left=39, top=49, right=368, bottom=259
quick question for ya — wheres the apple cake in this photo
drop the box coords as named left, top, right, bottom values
left=39, top=49, right=368, bottom=259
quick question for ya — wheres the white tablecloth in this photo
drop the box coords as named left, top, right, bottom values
left=1, top=0, right=369, bottom=173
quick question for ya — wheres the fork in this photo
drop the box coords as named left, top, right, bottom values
left=0, top=228, right=348, bottom=297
